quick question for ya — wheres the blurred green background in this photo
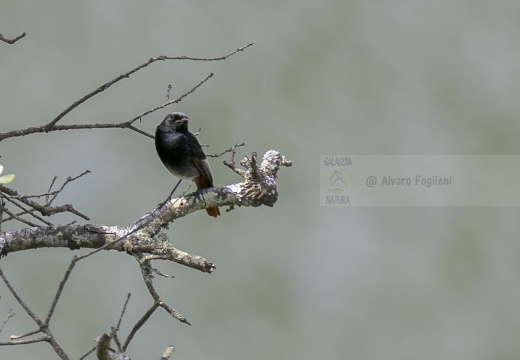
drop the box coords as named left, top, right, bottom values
left=2, top=1, right=520, bottom=359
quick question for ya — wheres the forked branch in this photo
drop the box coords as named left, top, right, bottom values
left=0, top=32, right=26, bottom=44
left=0, top=43, right=253, bottom=142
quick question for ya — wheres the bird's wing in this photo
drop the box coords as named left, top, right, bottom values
left=186, top=134, right=214, bottom=186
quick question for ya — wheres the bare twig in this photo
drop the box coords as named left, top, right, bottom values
left=0, top=43, right=253, bottom=142
left=2, top=195, right=55, bottom=225
left=49, top=42, right=251, bottom=127
left=150, top=266, right=175, bottom=278
left=223, top=143, right=247, bottom=177
left=207, top=142, right=245, bottom=158
left=0, top=32, right=26, bottom=44
left=0, top=308, right=15, bottom=336
left=122, top=302, right=159, bottom=352
left=11, top=170, right=91, bottom=206
left=116, top=294, right=132, bottom=331
left=0, top=198, right=3, bottom=233
left=0, top=197, right=41, bottom=227
left=10, top=328, right=40, bottom=340
left=166, top=84, right=172, bottom=101
left=0, top=336, right=48, bottom=346
left=0, top=268, right=69, bottom=359
left=0, top=269, right=43, bottom=328
left=0, top=184, right=90, bottom=223
left=123, top=72, right=215, bottom=139
left=119, top=255, right=189, bottom=353
left=46, top=176, right=59, bottom=201
left=0, top=73, right=213, bottom=142
left=47, top=170, right=91, bottom=206
left=0, top=215, right=164, bottom=358
left=110, top=326, right=123, bottom=354
left=44, top=258, right=78, bottom=325
left=79, top=294, right=131, bottom=360
left=89, top=296, right=133, bottom=359
left=79, top=347, right=96, bottom=360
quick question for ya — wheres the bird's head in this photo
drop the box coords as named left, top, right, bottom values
left=163, top=112, right=189, bottom=132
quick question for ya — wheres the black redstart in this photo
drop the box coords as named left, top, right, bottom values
left=155, top=112, right=220, bottom=218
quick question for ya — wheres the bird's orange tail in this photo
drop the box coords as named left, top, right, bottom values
left=205, top=206, right=220, bottom=218
left=194, top=175, right=220, bottom=218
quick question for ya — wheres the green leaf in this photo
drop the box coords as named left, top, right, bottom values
left=0, top=174, right=15, bottom=184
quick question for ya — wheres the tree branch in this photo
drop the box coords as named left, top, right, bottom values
left=1, top=184, right=89, bottom=223
left=0, top=150, right=291, bottom=269
left=0, top=268, right=70, bottom=359
left=0, top=147, right=290, bottom=356
left=0, top=32, right=26, bottom=44
left=0, top=43, right=253, bottom=142
left=0, top=40, right=271, bottom=359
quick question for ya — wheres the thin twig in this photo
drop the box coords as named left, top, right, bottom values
left=2, top=196, right=54, bottom=226
left=140, top=260, right=190, bottom=325
left=0, top=73, right=214, bottom=142
left=151, top=267, right=175, bottom=278
left=0, top=336, right=48, bottom=346
left=0, top=198, right=3, bottom=232
left=0, top=309, right=14, bottom=336
left=44, top=258, right=78, bottom=325
left=46, top=176, right=58, bottom=205
left=0, top=269, right=71, bottom=357
left=123, top=72, right=215, bottom=139
left=10, top=328, right=40, bottom=340
left=122, top=303, right=159, bottom=352
left=166, top=84, right=172, bottom=101
left=207, top=142, right=245, bottom=158
left=0, top=199, right=41, bottom=227
left=0, top=269, right=44, bottom=327
left=116, top=293, right=132, bottom=331
left=0, top=214, right=161, bottom=357
left=47, top=170, right=91, bottom=206
left=79, top=347, right=96, bottom=360
left=0, top=43, right=253, bottom=142
left=110, top=326, right=123, bottom=353
left=49, top=43, right=252, bottom=127
left=0, top=32, right=26, bottom=44
left=0, top=184, right=90, bottom=222
left=223, top=143, right=247, bottom=177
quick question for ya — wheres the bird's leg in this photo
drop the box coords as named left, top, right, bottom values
left=193, top=187, right=208, bottom=208
left=191, top=175, right=210, bottom=208
left=158, top=179, right=183, bottom=208
left=168, top=179, right=183, bottom=199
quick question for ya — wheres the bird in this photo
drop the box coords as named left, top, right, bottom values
left=155, top=112, right=220, bottom=218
